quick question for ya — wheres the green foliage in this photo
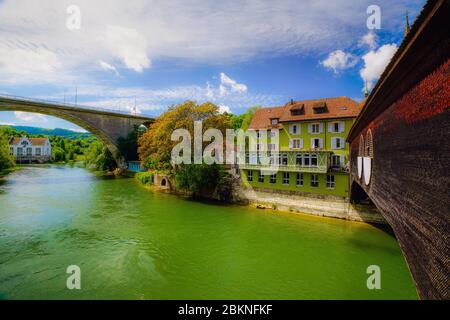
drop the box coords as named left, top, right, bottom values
left=138, top=101, right=231, bottom=170
left=175, top=163, right=232, bottom=201
left=229, top=105, right=260, bottom=130
left=52, top=146, right=66, bottom=162
left=85, top=141, right=116, bottom=171
left=0, top=135, right=15, bottom=171
left=0, top=125, right=115, bottom=171
left=118, top=125, right=139, bottom=161
left=135, top=171, right=154, bottom=185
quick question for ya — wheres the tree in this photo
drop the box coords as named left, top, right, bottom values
left=118, top=125, right=139, bottom=161
left=138, top=101, right=231, bottom=170
left=229, top=105, right=260, bottom=130
left=85, top=141, right=116, bottom=171
left=0, top=135, right=14, bottom=171
left=174, top=163, right=232, bottom=201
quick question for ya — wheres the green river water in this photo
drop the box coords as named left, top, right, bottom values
left=0, top=165, right=417, bottom=299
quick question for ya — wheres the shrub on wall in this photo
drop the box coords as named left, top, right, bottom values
left=135, top=171, right=154, bottom=185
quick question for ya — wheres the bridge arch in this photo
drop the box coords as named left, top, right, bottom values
left=0, top=96, right=153, bottom=167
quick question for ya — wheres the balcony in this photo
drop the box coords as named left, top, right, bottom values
left=238, top=151, right=333, bottom=174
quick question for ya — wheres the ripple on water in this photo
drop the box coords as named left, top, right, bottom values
left=0, top=165, right=418, bottom=299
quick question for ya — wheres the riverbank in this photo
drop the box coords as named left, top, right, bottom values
left=134, top=171, right=386, bottom=225
left=0, top=166, right=20, bottom=177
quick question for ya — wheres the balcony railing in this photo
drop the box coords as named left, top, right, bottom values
left=239, top=163, right=329, bottom=173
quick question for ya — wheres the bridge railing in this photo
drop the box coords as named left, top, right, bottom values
left=0, top=93, right=150, bottom=118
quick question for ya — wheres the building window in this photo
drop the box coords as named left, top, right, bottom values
left=271, top=118, right=279, bottom=125
left=283, top=172, right=290, bottom=185
left=268, top=130, right=276, bottom=138
left=311, top=138, right=322, bottom=149
left=365, top=129, right=374, bottom=158
left=35, top=148, right=41, bottom=156
left=296, top=173, right=303, bottom=187
left=280, top=153, right=288, bottom=166
left=334, top=122, right=340, bottom=132
left=290, top=138, right=303, bottom=149
left=332, top=137, right=344, bottom=149
left=268, top=143, right=276, bottom=151
left=289, top=124, right=300, bottom=134
left=247, top=171, right=253, bottom=182
left=326, top=175, right=335, bottom=189
left=329, top=122, right=344, bottom=133
left=270, top=173, right=277, bottom=184
left=295, top=154, right=302, bottom=166
left=27, top=147, right=32, bottom=156
left=17, top=148, right=23, bottom=156
left=311, top=174, right=319, bottom=188
left=258, top=171, right=264, bottom=183
left=331, top=155, right=342, bottom=168
left=311, top=154, right=318, bottom=166
left=303, top=153, right=310, bottom=166
left=310, top=123, right=321, bottom=134
left=256, top=131, right=261, bottom=138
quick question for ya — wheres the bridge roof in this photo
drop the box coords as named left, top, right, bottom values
left=347, top=0, right=449, bottom=142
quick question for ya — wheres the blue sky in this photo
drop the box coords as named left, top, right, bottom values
left=0, top=0, right=425, bottom=131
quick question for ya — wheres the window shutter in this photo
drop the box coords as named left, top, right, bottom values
left=289, top=125, right=293, bottom=134
left=339, top=122, right=345, bottom=133
left=331, top=137, right=336, bottom=149
left=289, top=139, right=293, bottom=149
left=310, top=138, right=314, bottom=149
left=319, top=138, right=323, bottom=148
left=328, top=122, right=333, bottom=133
left=300, top=139, right=304, bottom=149
left=319, top=123, right=323, bottom=133
left=307, top=124, right=311, bottom=133
left=339, top=138, right=344, bottom=149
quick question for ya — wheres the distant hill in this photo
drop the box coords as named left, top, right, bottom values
left=4, top=125, right=92, bottom=139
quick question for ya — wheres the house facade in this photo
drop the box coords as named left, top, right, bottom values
left=240, top=97, right=361, bottom=198
left=9, top=137, right=52, bottom=163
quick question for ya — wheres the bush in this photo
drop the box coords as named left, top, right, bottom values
left=0, top=135, right=15, bottom=171
left=84, top=141, right=116, bottom=171
left=174, top=163, right=232, bottom=201
left=135, top=171, right=154, bottom=185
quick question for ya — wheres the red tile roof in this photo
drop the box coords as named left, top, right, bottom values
left=9, top=137, right=49, bottom=146
left=249, top=97, right=361, bottom=129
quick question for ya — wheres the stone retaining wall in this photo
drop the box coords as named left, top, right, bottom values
left=233, top=185, right=385, bottom=224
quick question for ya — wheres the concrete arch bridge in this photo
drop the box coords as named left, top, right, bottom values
left=0, top=95, right=153, bottom=167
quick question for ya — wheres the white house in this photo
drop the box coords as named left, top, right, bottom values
left=9, top=137, right=52, bottom=163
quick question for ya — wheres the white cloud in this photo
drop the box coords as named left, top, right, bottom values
left=99, top=60, right=119, bottom=76
left=0, top=122, right=16, bottom=126
left=14, top=111, right=48, bottom=123
left=0, top=0, right=417, bottom=85
left=104, top=25, right=150, bottom=72
left=360, top=44, right=398, bottom=89
left=359, top=32, right=377, bottom=49
left=320, top=50, right=358, bottom=74
left=218, top=105, right=231, bottom=114
left=219, top=73, right=247, bottom=96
